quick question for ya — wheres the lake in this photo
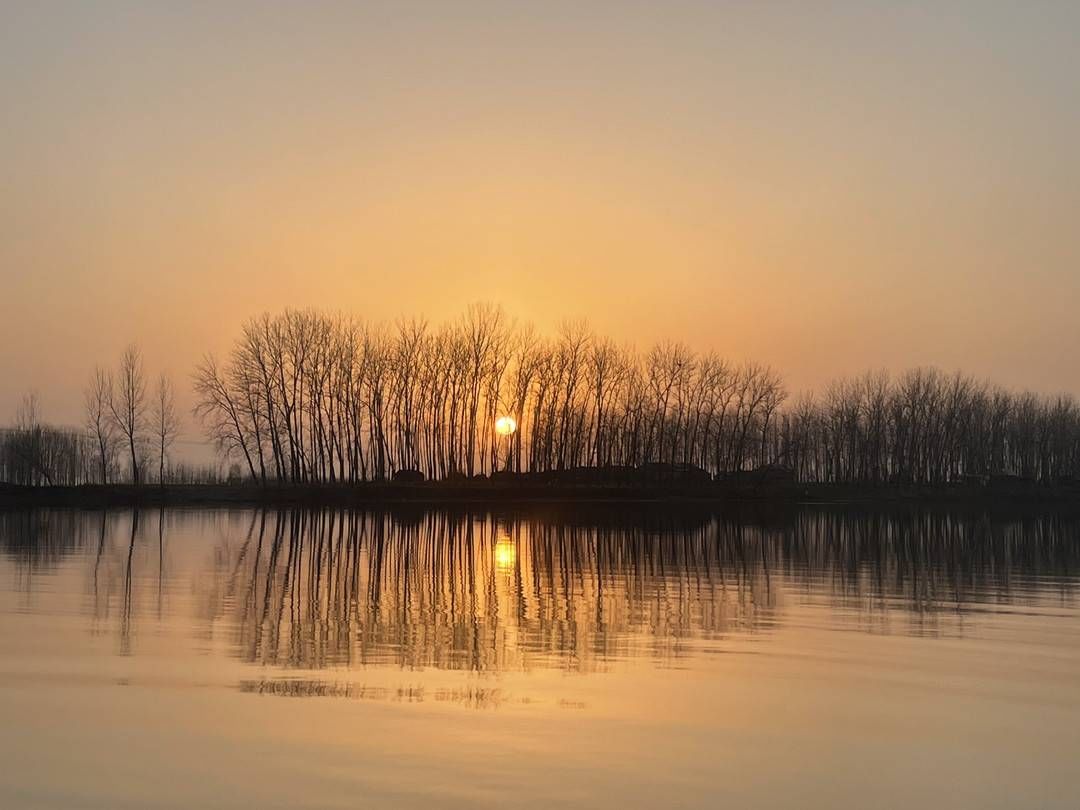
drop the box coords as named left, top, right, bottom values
left=1, top=505, right=1079, bottom=809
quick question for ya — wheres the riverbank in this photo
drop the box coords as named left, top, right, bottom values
left=2, top=479, right=1079, bottom=509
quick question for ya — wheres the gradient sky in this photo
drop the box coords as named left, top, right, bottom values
left=2, top=1, right=1079, bottom=434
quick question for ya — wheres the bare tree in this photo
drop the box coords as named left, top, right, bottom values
left=15, top=391, right=40, bottom=432
left=109, top=344, right=147, bottom=484
left=84, top=368, right=116, bottom=483
left=193, top=354, right=260, bottom=482
left=152, top=373, right=181, bottom=484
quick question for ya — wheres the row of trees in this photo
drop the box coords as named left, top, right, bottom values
left=6, top=306, right=1080, bottom=488
left=780, top=368, right=1080, bottom=485
left=0, top=347, right=182, bottom=486
left=193, top=305, right=787, bottom=484
left=0, top=394, right=96, bottom=486
left=193, top=305, right=1080, bottom=486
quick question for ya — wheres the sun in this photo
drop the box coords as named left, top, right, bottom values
left=494, top=415, right=517, bottom=436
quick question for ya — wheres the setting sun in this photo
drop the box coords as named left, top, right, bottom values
left=495, top=416, right=518, bottom=437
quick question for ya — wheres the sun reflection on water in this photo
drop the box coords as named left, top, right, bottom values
left=494, top=536, right=516, bottom=570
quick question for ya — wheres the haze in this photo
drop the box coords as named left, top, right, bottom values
left=3, top=1, right=1079, bottom=431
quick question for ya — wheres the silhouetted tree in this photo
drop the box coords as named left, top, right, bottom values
left=84, top=368, right=116, bottom=483
left=109, top=344, right=147, bottom=484
left=152, top=373, right=180, bottom=484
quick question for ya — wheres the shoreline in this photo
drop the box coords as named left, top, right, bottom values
left=2, top=481, right=1079, bottom=510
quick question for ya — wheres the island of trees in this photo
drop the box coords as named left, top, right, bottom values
left=3, top=304, right=1080, bottom=499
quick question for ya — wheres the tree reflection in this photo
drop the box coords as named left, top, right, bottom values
left=2, top=506, right=1079, bottom=670
left=191, top=507, right=1080, bottom=671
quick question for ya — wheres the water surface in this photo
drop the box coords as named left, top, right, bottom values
left=1, top=506, right=1079, bottom=809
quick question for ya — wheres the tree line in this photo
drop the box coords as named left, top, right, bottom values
left=191, top=305, right=787, bottom=484
left=781, top=368, right=1080, bottom=485
left=191, top=305, right=1080, bottom=486
left=4, top=304, right=1080, bottom=488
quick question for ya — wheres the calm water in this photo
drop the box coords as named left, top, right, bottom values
left=1, top=506, right=1079, bottom=809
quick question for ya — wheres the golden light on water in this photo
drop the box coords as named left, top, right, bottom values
left=494, top=537, right=517, bottom=570
left=495, top=416, right=518, bottom=436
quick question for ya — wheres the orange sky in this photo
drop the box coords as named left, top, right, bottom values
left=2, top=2, right=1079, bottom=437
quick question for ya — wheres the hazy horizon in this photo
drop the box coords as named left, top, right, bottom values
left=3, top=1, right=1079, bottom=433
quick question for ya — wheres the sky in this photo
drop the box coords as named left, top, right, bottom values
left=2, top=1, right=1079, bottom=439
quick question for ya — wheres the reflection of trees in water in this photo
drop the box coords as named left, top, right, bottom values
left=783, top=510, right=1080, bottom=635
left=196, top=508, right=1080, bottom=671
left=204, top=510, right=778, bottom=672
left=0, top=508, right=188, bottom=655
left=2, top=507, right=1080, bottom=669
left=0, top=510, right=92, bottom=569
left=0, top=510, right=104, bottom=608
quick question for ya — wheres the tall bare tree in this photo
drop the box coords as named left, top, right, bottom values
left=109, top=344, right=147, bottom=484
left=84, top=368, right=116, bottom=483
left=152, top=373, right=181, bottom=484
